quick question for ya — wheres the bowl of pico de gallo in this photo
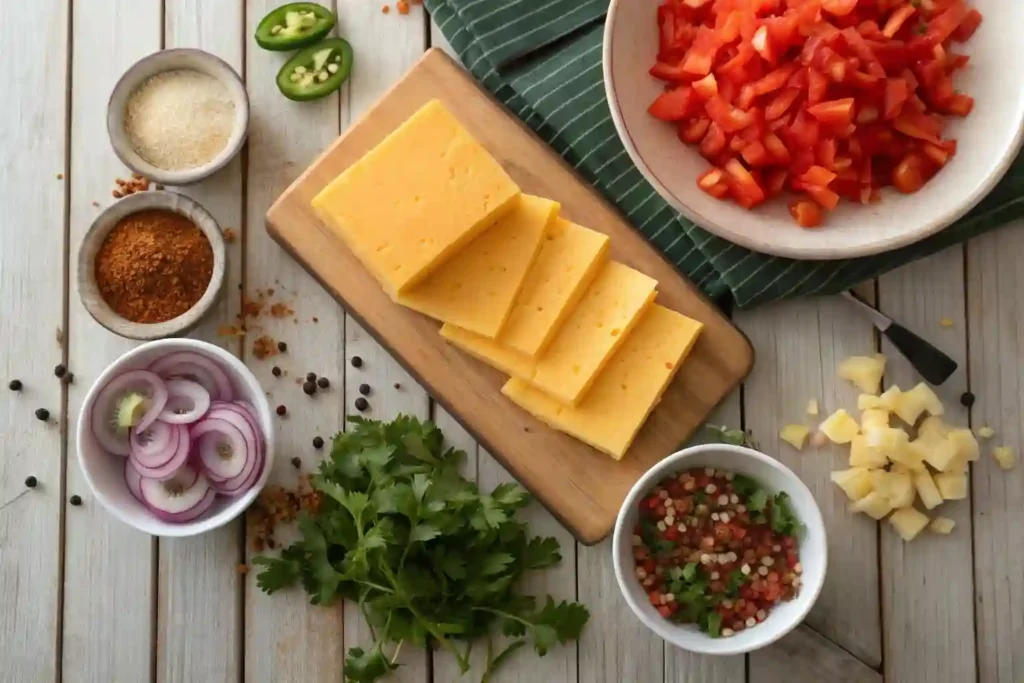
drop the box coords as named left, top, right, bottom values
left=603, top=0, right=1024, bottom=259
left=612, top=442, right=826, bottom=655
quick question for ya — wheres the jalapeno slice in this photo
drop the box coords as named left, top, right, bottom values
left=276, top=38, right=353, bottom=101
left=255, top=2, right=336, bottom=51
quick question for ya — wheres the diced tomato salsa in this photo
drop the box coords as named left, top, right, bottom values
left=648, top=0, right=982, bottom=228
left=632, top=467, right=803, bottom=638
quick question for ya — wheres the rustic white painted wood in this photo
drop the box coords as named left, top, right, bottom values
left=243, top=1, right=346, bottom=680
left=157, top=3, right=245, bottom=682
left=750, top=627, right=881, bottom=683
left=61, top=3, right=161, bottom=681
left=665, top=391, right=747, bottom=683
left=338, top=4, right=432, bottom=681
left=967, top=220, right=1024, bottom=683
left=878, top=249, right=976, bottom=683
left=737, top=297, right=882, bottom=668
left=0, top=0, right=68, bottom=680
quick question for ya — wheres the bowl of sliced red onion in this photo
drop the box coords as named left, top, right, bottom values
left=76, top=338, right=274, bottom=536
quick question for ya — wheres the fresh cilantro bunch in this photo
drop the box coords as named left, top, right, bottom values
left=253, top=415, right=589, bottom=683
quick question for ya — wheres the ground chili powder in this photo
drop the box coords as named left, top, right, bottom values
left=95, top=209, right=213, bottom=323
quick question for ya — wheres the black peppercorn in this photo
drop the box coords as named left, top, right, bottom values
left=354, top=397, right=369, bottom=412
left=272, top=366, right=282, bottom=377
left=54, top=364, right=67, bottom=378
left=8, top=379, right=22, bottom=391
left=306, top=372, right=317, bottom=382
left=302, top=380, right=317, bottom=396
left=312, top=436, right=324, bottom=449
left=291, top=456, right=302, bottom=469
left=25, top=476, right=38, bottom=488
left=351, top=356, right=363, bottom=368
left=35, top=408, right=50, bottom=421
left=62, top=372, right=74, bottom=385
left=393, top=382, right=401, bottom=390
left=317, top=377, right=329, bottom=389
left=359, top=383, right=371, bottom=396
left=960, top=392, right=976, bottom=408
left=276, top=404, right=287, bottom=416
left=277, top=341, right=288, bottom=352
left=69, top=494, right=82, bottom=506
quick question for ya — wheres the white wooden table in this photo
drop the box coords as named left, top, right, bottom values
left=2, top=2, right=1021, bottom=682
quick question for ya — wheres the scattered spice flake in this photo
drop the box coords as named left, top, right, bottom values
left=217, top=324, right=246, bottom=337
left=237, top=563, right=249, bottom=575
left=111, top=174, right=150, bottom=198
left=312, top=317, right=319, bottom=323
left=267, top=288, right=275, bottom=296
left=397, top=0, right=410, bottom=13
left=270, top=302, right=294, bottom=318
left=940, top=317, right=954, bottom=328
left=246, top=478, right=322, bottom=551
left=252, top=335, right=280, bottom=360
left=91, top=201, right=100, bottom=208
left=56, top=327, right=64, bottom=346
left=381, top=4, right=390, bottom=12
left=56, top=173, right=64, bottom=180
left=223, top=228, right=237, bottom=243
left=242, top=297, right=264, bottom=318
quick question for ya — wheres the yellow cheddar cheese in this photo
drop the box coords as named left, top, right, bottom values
left=397, top=195, right=558, bottom=337
left=502, top=304, right=703, bottom=459
left=311, top=100, right=521, bottom=296
left=529, top=261, right=657, bottom=405
left=439, top=325, right=537, bottom=380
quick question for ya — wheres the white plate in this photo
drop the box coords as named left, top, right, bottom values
left=603, top=0, right=1024, bottom=259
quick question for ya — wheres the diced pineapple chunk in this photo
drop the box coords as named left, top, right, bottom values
left=861, top=409, right=890, bottom=430
left=849, top=435, right=888, bottom=468
left=878, top=386, right=903, bottom=411
left=819, top=409, right=859, bottom=444
left=930, top=517, right=956, bottom=534
left=947, top=429, right=979, bottom=462
left=838, top=354, right=887, bottom=394
left=910, top=436, right=959, bottom=472
left=913, top=470, right=944, bottom=510
left=780, top=424, right=811, bottom=450
left=892, top=382, right=944, bottom=425
left=863, top=426, right=909, bottom=459
left=993, top=446, right=1017, bottom=471
left=868, top=470, right=891, bottom=499
left=919, top=416, right=951, bottom=440
left=850, top=491, right=894, bottom=520
left=806, top=399, right=819, bottom=416
left=888, top=438, right=926, bottom=471
left=886, top=471, right=916, bottom=508
left=830, top=468, right=874, bottom=501
left=889, top=507, right=930, bottom=542
left=977, top=426, right=995, bottom=440
left=935, top=472, right=968, bottom=500
left=858, top=394, right=886, bottom=410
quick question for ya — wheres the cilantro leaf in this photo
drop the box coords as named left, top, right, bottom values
left=770, top=492, right=803, bottom=536
left=747, top=488, right=768, bottom=513
left=343, top=646, right=396, bottom=683
left=704, top=611, right=723, bottom=638
left=491, top=482, right=530, bottom=509
left=252, top=548, right=302, bottom=593
left=409, top=523, right=441, bottom=543
left=682, top=561, right=698, bottom=582
left=478, top=552, right=515, bottom=576
left=523, top=536, right=561, bottom=570
left=411, top=473, right=431, bottom=502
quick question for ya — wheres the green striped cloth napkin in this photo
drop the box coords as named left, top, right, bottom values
left=424, top=0, right=1024, bottom=308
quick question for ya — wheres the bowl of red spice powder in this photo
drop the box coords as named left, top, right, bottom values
left=78, top=190, right=226, bottom=340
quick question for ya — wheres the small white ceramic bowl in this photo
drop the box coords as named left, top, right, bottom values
left=108, top=48, right=249, bottom=186
left=76, top=338, right=275, bottom=537
left=603, top=0, right=1024, bottom=259
left=612, top=443, right=826, bottom=655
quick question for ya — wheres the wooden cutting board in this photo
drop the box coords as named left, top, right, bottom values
left=267, top=48, right=753, bottom=544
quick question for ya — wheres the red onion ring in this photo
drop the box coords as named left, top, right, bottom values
left=157, top=379, right=211, bottom=425
left=150, top=352, right=235, bottom=402
left=125, top=460, right=144, bottom=503
left=140, top=466, right=215, bottom=522
left=193, top=417, right=250, bottom=480
left=90, top=370, right=169, bottom=456
left=130, top=421, right=177, bottom=463
left=130, top=423, right=191, bottom=481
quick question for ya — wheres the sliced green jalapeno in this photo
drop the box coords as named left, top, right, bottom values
left=255, top=3, right=336, bottom=51
left=276, top=38, right=354, bottom=101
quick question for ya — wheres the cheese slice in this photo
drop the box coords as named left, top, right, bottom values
left=397, top=195, right=557, bottom=337
left=502, top=305, right=703, bottom=459
left=311, top=100, right=521, bottom=296
left=440, top=324, right=537, bottom=380
left=529, top=261, right=657, bottom=405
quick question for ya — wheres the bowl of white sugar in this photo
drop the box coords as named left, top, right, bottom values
left=108, top=49, right=249, bottom=186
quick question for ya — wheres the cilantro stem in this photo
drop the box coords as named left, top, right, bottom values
left=354, top=579, right=393, bottom=594
left=389, top=640, right=404, bottom=666
left=471, top=606, right=532, bottom=627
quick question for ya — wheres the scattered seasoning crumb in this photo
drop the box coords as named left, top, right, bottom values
left=810, top=431, right=828, bottom=448
left=959, top=392, right=975, bottom=408
left=223, top=228, right=237, bottom=243
left=252, top=335, right=279, bottom=360
left=393, top=382, right=401, bottom=390
left=35, top=408, right=50, bottom=422
left=359, top=383, right=371, bottom=396
left=8, top=379, right=22, bottom=391
left=276, top=404, right=287, bottom=416
left=242, top=297, right=264, bottom=318
left=317, top=377, right=329, bottom=389
left=351, top=356, right=363, bottom=368
left=247, top=478, right=323, bottom=551
left=302, top=381, right=317, bottom=396
left=312, top=317, right=319, bottom=323
left=25, top=476, right=38, bottom=488
left=270, top=302, right=294, bottom=318
left=277, top=341, right=288, bottom=353
left=111, top=174, right=151, bottom=198
left=939, top=317, right=954, bottom=328
left=69, top=494, right=82, bottom=506
left=267, top=288, right=275, bottom=296
left=354, top=397, right=369, bottom=412
left=977, top=426, right=995, bottom=439
left=217, top=324, right=246, bottom=337
left=57, top=173, right=64, bottom=180
left=993, top=446, right=1017, bottom=470
left=272, top=366, right=282, bottom=377
left=312, top=436, right=324, bottom=449
left=291, top=456, right=302, bottom=469
left=306, top=372, right=317, bottom=382
left=381, top=4, right=390, bottom=12
left=237, top=563, right=249, bottom=575
left=397, top=0, right=410, bottom=13
left=56, top=326, right=64, bottom=345
left=92, top=200, right=101, bottom=208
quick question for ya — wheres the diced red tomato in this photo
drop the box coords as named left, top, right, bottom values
left=700, top=121, right=728, bottom=157
left=789, top=200, right=824, bottom=227
left=929, top=1, right=970, bottom=43
left=822, top=0, right=857, bottom=17
left=807, top=68, right=828, bottom=104
left=706, top=95, right=755, bottom=132
left=682, top=26, right=724, bottom=76
left=763, top=132, right=791, bottom=163
left=946, top=93, right=974, bottom=117
left=807, top=98, right=854, bottom=126
left=766, top=88, right=801, bottom=121
left=724, top=158, right=767, bottom=207
left=649, top=87, right=699, bottom=122
left=741, top=139, right=772, bottom=167
left=692, top=73, right=719, bottom=99
left=799, top=165, right=837, bottom=188
left=882, top=6, right=915, bottom=39
left=893, top=153, right=928, bottom=193
left=884, top=78, right=909, bottom=120
left=952, top=9, right=982, bottom=42
left=679, top=117, right=712, bottom=143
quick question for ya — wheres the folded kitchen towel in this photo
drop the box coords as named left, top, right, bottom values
left=424, top=0, right=1024, bottom=308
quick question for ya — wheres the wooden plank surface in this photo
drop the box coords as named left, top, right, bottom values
left=61, top=2, right=161, bottom=680
left=878, top=249, right=977, bottom=683
left=967, top=220, right=1024, bottom=683
left=243, top=1, right=346, bottom=680
left=738, top=297, right=882, bottom=668
left=751, top=627, right=881, bottom=683
left=156, top=3, right=245, bottom=682
left=266, top=48, right=752, bottom=544
left=0, top=0, right=68, bottom=680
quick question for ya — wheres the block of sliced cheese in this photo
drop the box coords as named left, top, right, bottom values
left=440, top=324, right=537, bottom=380
left=397, top=195, right=557, bottom=337
left=502, top=304, right=703, bottom=459
left=529, top=261, right=657, bottom=405
left=310, top=100, right=521, bottom=296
